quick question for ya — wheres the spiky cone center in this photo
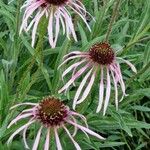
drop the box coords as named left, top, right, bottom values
left=38, top=97, right=68, bottom=127
left=89, top=42, right=115, bottom=65
left=43, top=0, right=68, bottom=6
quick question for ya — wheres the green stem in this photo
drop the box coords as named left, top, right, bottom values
left=105, top=0, right=121, bottom=42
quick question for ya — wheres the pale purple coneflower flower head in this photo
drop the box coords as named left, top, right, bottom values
left=20, top=0, right=93, bottom=48
left=58, top=42, right=137, bottom=115
left=7, top=96, right=104, bottom=149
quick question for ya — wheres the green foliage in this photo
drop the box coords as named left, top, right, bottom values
left=0, top=0, right=150, bottom=149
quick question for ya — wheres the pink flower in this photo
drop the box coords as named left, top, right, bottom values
left=20, top=0, right=92, bottom=48
left=7, top=96, right=104, bottom=149
left=58, top=42, right=137, bottom=115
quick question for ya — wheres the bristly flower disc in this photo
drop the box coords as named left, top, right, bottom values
left=38, top=97, right=68, bottom=126
left=44, top=0, right=68, bottom=6
left=89, top=42, right=115, bottom=65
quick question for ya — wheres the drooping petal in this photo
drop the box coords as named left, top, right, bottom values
left=76, top=69, right=96, bottom=105
left=110, top=69, right=119, bottom=110
left=103, top=68, right=111, bottom=116
left=32, top=126, right=43, bottom=150
left=96, top=66, right=104, bottom=113
left=54, top=128, right=62, bottom=150
left=73, top=67, right=93, bottom=109
left=68, top=5, right=91, bottom=32
left=62, top=59, right=86, bottom=81
left=117, top=57, right=137, bottom=73
left=58, top=54, right=88, bottom=69
left=31, top=9, right=46, bottom=47
left=7, top=113, right=33, bottom=128
left=44, top=128, right=50, bottom=150
left=10, top=103, right=37, bottom=110
left=71, top=111, right=88, bottom=128
left=69, top=116, right=78, bottom=137
left=67, top=120, right=105, bottom=140
left=23, top=118, right=34, bottom=149
left=7, top=120, right=35, bottom=145
left=116, top=63, right=127, bottom=101
left=63, top=125, right=81, bottom=150
left=58, top=63, right=91, bottom=93
left=54, top=11, right=60, bottom=47
left=48, top=8, right=54, bottom=48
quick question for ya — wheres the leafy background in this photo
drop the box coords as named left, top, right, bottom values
left=0, top=0, right=150, bottom=149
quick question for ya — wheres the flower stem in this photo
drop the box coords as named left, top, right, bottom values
left=105, top=0, right=121, bottom=42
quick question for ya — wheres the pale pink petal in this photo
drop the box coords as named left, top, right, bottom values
left=10, top=103, right=37, bottom=110
left=73, top=67, right=93, bottom=109
left=117, top=57, right=137, bottom=73
left=67, top=120, right=105, bottom=140
left=63, top=125, right=81, bottom=150
left=44, top=128, right=50, bottom=150
left=54, top=11, right=60, bottom=47
left=72, top=1, right=95, bottom=20
left=54, top=128, right=62, bottom=150
left=68, top=5, right=91, bottom=32
left=48, top=9, right=54, bottom=48
left=7, top=120, right=35, bottom=145
left=60, top=7, right=77, bottom=41
left=63, top=51, right=89, bottom=59
left=96, top=66, right=104, bottom=113
left=76, top=69, right=96, bottom=104
left=69, top=116, right=78, bottom=137
left=58, top=54, right=88, bottom=69
left=116, top=63, right=128, bottom=101
left=59, top=12, right=65, bottom=34
left=31, top=10, right=45, bottom=47
left=23, top=118, right=34, bottom=149
left=103, top=68, right=111, bottom=116
left=71, top=111, right=88, bottom=128
left=62, top=59, right=86, bottom=81
left=32, top=126, right=43, bottom=150
left=58, top=63, right=91, bottom=93
left=7, top=113, right=33, bottom=128
left=20, top=2, right=42, bottom=34
left=22, top=108, right=36, bottom=113
left=110, top=70, right=119, bottom=110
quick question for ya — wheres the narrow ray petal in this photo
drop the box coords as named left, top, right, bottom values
left=7, top=120, right=35, bottom=145
left=59, top=63, right=91, bottom=93
left=76, top=69, right=96, bottom=104
left=73, top=67, right=93, bottom=109
left=32, top=126, right=43, bottom=150
left=110, top=69, right=119, bottom=110
left=44, top=128, right=50, bottom=150
left=7, top=113, right=33, bottom=128
left=54, top=128, right=62, bottom=150
left=63, top=125, right=81, bottom=150
left=67, top=120, right=105, bottom=140
left=96, top=66, right=104, bottom=113
left=103, top=68, right=111, bottom=116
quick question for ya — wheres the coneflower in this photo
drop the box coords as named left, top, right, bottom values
left=59, top=42, right=137, bottom=115
left=7, top=96, right=104, bottom=150
left=20, top=0, right=92, bottom=48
